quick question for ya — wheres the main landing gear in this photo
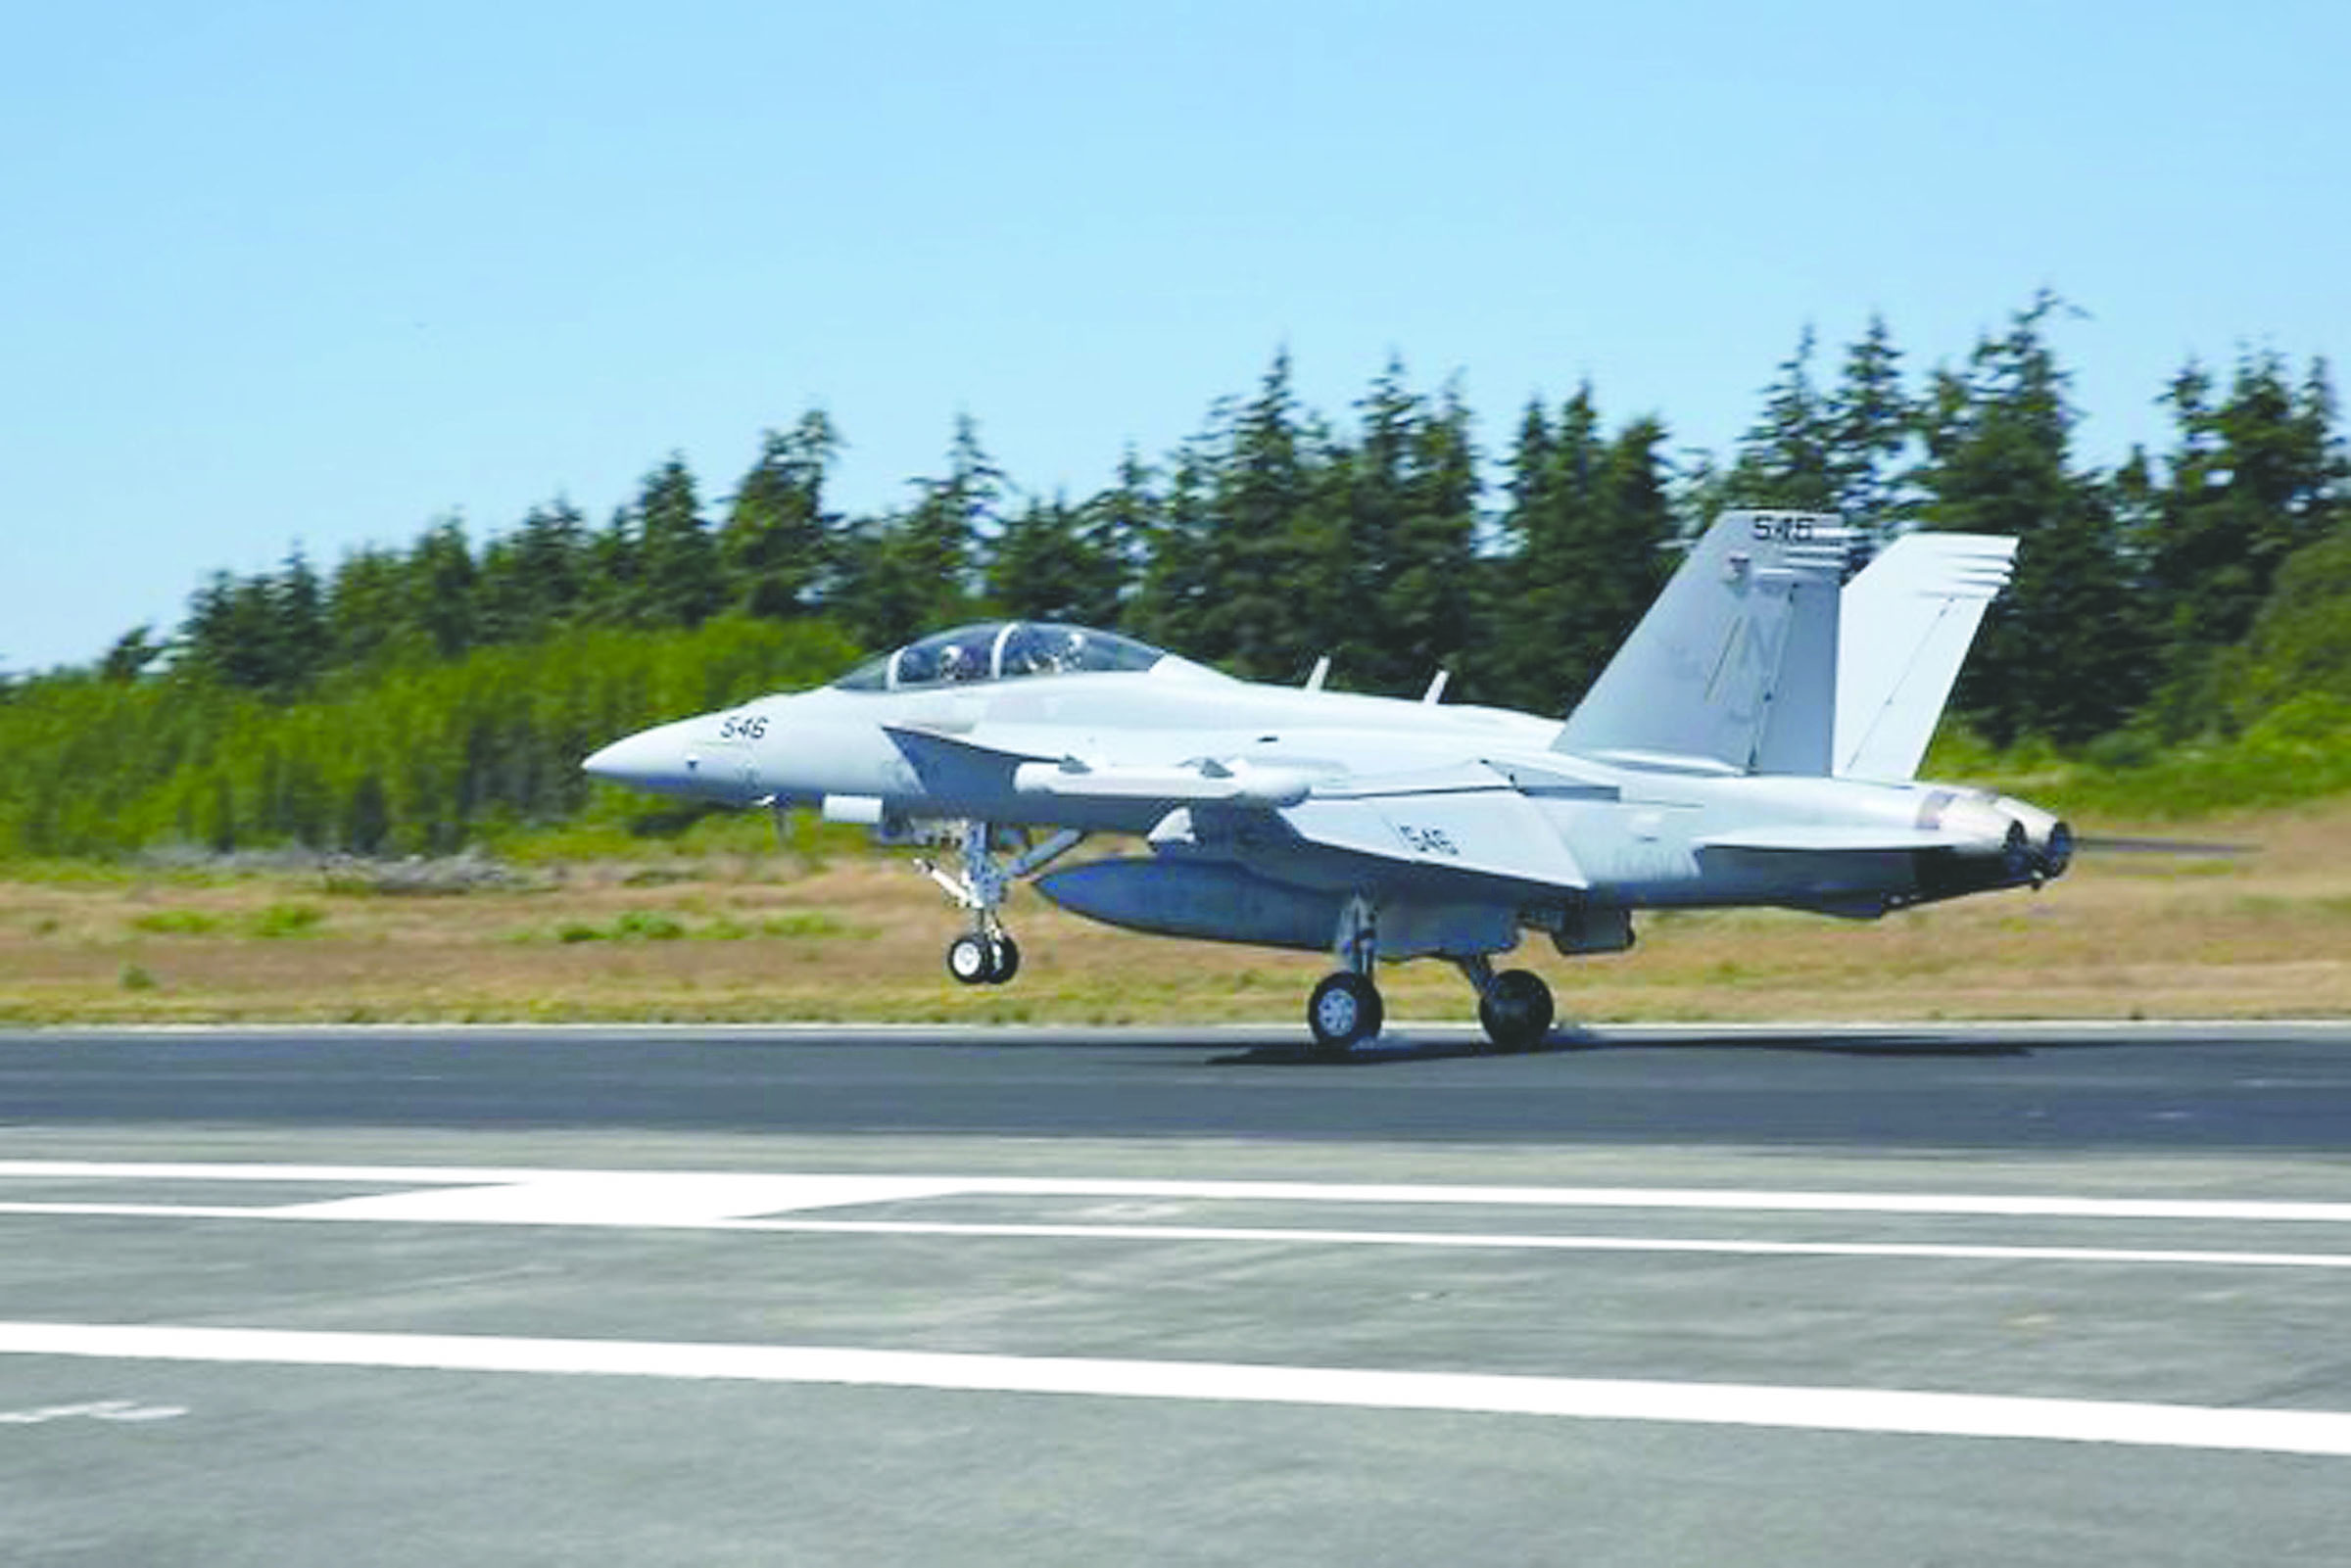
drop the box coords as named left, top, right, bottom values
left=1304, top=897, right=1557, bottom=1056
left=918, top=821, right=1080, bottom=988
left=1459, top=954, right=1555, bottom=1053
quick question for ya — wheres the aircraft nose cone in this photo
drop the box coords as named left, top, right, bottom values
left=582, top=723, right=699, bottom=796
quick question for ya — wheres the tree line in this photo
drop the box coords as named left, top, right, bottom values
left=2, top=294, right=2344, bottom=858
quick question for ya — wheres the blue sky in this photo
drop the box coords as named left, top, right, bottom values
left=6, top=0, right=2345, bottom=671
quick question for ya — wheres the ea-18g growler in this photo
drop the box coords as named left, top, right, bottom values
left=585, top=511, right=2069, bottom=1052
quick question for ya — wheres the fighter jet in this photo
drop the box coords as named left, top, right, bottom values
left=583, top=510, right=2068, bottom=1052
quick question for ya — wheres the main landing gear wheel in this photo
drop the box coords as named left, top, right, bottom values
left=1477, top=968, right=1555, bottom=1052
left=1308, top=971, right=1384, bottom=1055
left=946, top=932, right=1022, bottom=986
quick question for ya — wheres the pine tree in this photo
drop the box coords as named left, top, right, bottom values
left=99, top=625, right=164, bottom=683
left=722, top=410, right=840, bottom=620
left=326, top=546, right=416, bottom=670
left=1337, top=359, right=1422, bottom=690
left=270, top=546, right=329, bottom=691
left=406, top=517, right=479, bottom=659
left=1915, top=295, right=2145, bottom=745
left=177, top=571, right=281, bottom=691
left=984, top=494, right=1128, bottom=625
left=632, top=457, right=723, bottom=629
left=1126, top=440, right=1218, bottom=654
left=2138, top=351, right=2349, bottom=729
left=1727, top=326, right=1837, bottom=511
left=2220, top=520, right=2351, bottom=723
left=476, top=499, right=590, bottom=644
left=1477, top=387, right=1672, bottom=714
left=1142, top=352, right=1339, bottom=681
left=1219, top=352, right=1320, bottom=678
left=1826, top=314, right=1915, bottom=538
left=1381, top=376, right=1481, bottom=693
left=1074, top=447, right=1158, bottom=629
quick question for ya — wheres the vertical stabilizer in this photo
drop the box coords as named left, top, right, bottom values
left=1558, top=511, right=1852, bottom=773
left=1835, top=533, right=2017, bottom=780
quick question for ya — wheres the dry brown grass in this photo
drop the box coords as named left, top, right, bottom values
left=4, top=800, right=2348, bottom=1024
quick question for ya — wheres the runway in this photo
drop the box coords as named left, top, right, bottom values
left=3, top=1023, right=2349, bottom=1564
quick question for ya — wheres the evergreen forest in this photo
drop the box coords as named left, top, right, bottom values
left=5, top=294, right=2347, bottom=860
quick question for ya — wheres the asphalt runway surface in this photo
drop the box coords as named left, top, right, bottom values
left=3, top=1021, right=2349, bottom=1565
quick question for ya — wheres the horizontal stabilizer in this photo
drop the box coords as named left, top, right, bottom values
left=1836, top=533, right=2017, bottom=780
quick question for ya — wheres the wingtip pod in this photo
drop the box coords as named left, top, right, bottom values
left=1559, top=510, right=1853, bottom=775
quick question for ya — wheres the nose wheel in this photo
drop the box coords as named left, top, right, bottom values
left=946, top=931, right=1022, bottom=986
left=920, top=822, right=1077, bottom=989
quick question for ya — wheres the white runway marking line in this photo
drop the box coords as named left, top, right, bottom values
left=0, top=1399, right=187, bottom=1426
left=3, top=1320, right=2349, bottom=1457
left=7, top=1204, right=2351, bottom=1271
left=275, top=1173, right=967, bottom=1226
left=8, top=1162, right=2351, bottom=1223
left=7, top=1163, right=2351, bottom=1269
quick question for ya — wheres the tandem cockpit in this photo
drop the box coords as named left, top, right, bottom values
left=831, top=621, right=1179, bottom=691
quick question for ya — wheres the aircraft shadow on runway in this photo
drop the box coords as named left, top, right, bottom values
left=1210, top=1027, right=2053, bottom=1067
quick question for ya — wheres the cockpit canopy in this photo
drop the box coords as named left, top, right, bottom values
left=832, top=621, right=1168, bottom=692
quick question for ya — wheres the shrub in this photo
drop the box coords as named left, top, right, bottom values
left=128, top=909, right=219, bottom=936
left=248, top=903, right=326, bottom=938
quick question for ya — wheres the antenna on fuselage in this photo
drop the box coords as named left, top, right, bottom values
left=1420, top=670, right=1450, bottom=705
left=1303, top=654, right=1331, bottom=692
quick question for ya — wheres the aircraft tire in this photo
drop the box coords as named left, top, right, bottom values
left=987, top=934, right=1022, bottom=985
left=946, top=933, right=996, bottom=986
left=1478, top=969, right=1555, bottom=1052
left=1308, top=972, right=1383, bottom=1054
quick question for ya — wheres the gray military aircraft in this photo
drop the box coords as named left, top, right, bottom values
left=584, top=510, right=2069, bottom=1052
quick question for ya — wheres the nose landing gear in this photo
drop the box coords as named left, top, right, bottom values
left=918, top=822, right=1077, bottom=987
left=945, top=930, right=1022, bottom=986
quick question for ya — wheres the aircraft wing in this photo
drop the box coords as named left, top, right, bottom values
left=1150, top=763, right=1593, bottom=896
left=891, top=727, right=1591, bottom=892
left=882, top=725, right=1044, bottom=799
left=1276, top=792, right=1591, bottom=892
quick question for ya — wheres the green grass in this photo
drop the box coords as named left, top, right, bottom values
left=611, top=911, right=686, bottom=940
left=485, top=803, right=865, bottom=865
left=544, top=907, right=864, bottom=944
left=247, top=903, right=326, bottom=938
left=759, top=911, right=858, bottom=938
left=127, top=909, right=221, bottom=936
left=1926, top=696, right=2351, bottom=822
